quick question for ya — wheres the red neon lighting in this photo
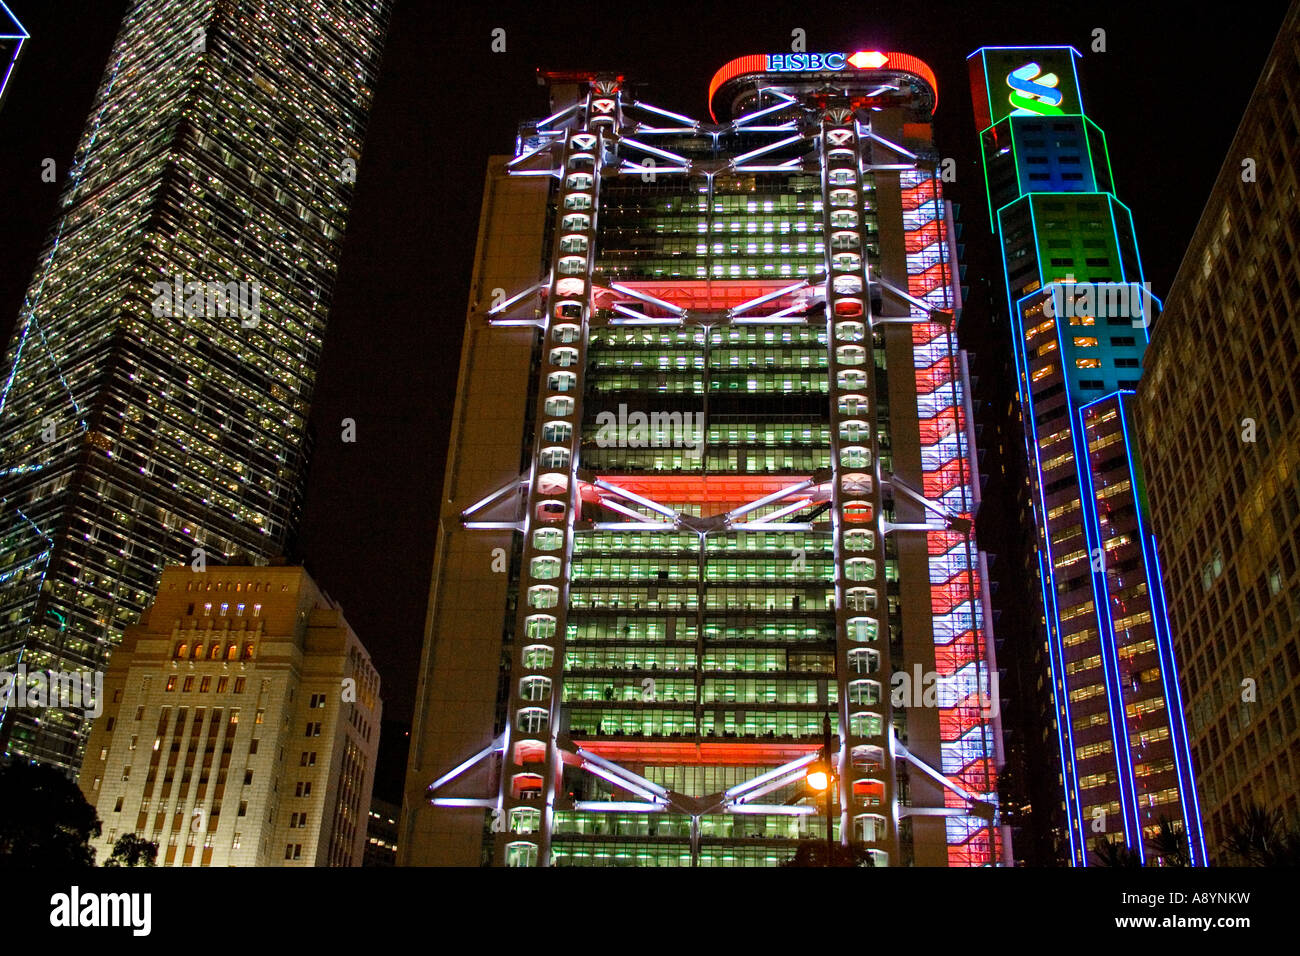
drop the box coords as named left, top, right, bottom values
left=707, top=51, right=939, bottom=121
left=595, top=474, right=823, bottom=513
left=576, top=739, right=820, bottom=766
left=847, top=51, right=889, bottom=69
left=908, top=264, right=950, bottom=297
left=595, top=279, right=802, bottom=313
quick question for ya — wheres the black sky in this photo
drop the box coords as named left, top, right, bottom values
left=0, top=0, right=1289, bottom=726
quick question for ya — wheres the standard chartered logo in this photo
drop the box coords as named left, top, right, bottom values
left=1006, top=62, right=1065, bottom=116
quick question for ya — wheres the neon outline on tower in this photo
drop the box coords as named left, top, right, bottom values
left=970, top=45, right=1206, bottom=866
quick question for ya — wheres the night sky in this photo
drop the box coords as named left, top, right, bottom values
left=0, top=0, right=1288, bottom=731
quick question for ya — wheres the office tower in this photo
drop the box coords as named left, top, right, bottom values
left=0, top=1, right=26, bottom=109
left=970, top=46, right=1205, bottom=865
left=364, top=795, right=399, bottom=866
left=403, top=50, right=1005, bottom=867
left=78, top=564, right=382, bottom=867
left=0, top=0, right=391, bottom=772
left=1134, top=2, right=1300, bottom=860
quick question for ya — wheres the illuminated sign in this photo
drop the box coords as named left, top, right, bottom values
left=1007, top=62, right=1064, bottom=116
left=764, top=51, right=889, bottom=73
left=970, top=47, right=1081, bottom=128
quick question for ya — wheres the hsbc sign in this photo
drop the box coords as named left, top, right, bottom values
left=765, top=51, right=889, bottom=72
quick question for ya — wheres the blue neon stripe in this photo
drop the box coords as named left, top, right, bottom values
left=1145, top=532, right=1209, bottom=864
left=1116, top=397, right=1207, bottom=865
left=1001, top=229, right=1089, bottom=859
left=1076, top=393, right=1145, bottom=856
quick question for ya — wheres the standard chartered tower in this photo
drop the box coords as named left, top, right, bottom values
left=402, top=51, right=1007, bottom=867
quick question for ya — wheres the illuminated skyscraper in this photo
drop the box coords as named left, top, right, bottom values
left=1134, top=1, right=1300, bottom=861
left=0, top=1, right=26, bottom=110
left=403, top=51, right=1006, bottom=867
left=970, top=46, right=1205, bottom=865
left=0, top=0, right=392, bottom=772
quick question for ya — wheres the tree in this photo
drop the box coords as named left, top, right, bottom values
left=1224, top=803, right=1300, bottom=867
left=104, top=833, right=158, bottom=867
left=782, top=842, right=876, bottom=867
left=1146, top=815, right=1190, bottom=867
left=1092, top=836, right=1142, bottom=867
left=0, top=761, right=101, bottom=866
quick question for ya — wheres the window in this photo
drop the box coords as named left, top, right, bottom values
left=236, top=603, right=245, bottom=617
left=295, top=781, right=313, bottom=797
left=113, top=797, right=123, bottom=813
left=252, top=604, right=261, bottom=617
left=234, top=677, right=246, bottom=694
left=232, top=832, right=242, bottom=850
left=286, top=844, right=302, bottom=861
left=217, top=677, right=229, bottom=693
left=199, top=676, right=211, bottom=693
left=182, top=677, right=194, bottom=692
left=129, top=735, right=138, bottom=751
left=220, top=603, right=229, bottom=616
left=255, top=709, right=265, bottom=725
left=121, top=767, right=131, bottom=781
left=203, top=603, right=212, bottom=616
left=305, top=722, right=321, bottom=737
left=238, top=801, right=248, bottom=817
left=135, top=706, right=144, bottom=720
left=300, top=752, right=317, bottom=767
left=250, top=738, right=259, bottom=755
left=166, top=676, right=177, bottom=692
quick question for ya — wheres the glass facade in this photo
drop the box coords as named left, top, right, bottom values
left=418, top=53, right=1003, bottom=867
left=0, top=0, right=391, bottom=772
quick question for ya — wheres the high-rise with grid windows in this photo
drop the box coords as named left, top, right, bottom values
left=402, top=51, right=1007, bottom=867
left=970, top=45, right=1206, bottom=865
left=1134, top=2, right=1300, bottom=862
left=0, top=0, right=392, bottom=773
left=77, top=564, right=382, bottom=867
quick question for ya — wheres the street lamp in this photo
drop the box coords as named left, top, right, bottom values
left=806, top=712, right=838, bottom=866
